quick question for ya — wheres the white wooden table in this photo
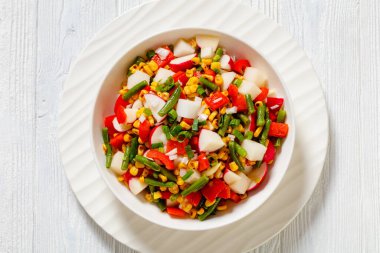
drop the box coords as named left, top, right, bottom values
left=1, top=0, right=379, bottom=252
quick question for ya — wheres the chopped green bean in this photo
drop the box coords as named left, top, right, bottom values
left=198, top=198, right=221, bottom=221
left=228, top=141, right=245, bottom=171
left=274, top=138, right=282, bottom=147
left=156, top=199, right=166, bottom=211
left=232, top=129, right=244, bottom=142
left=229, top=118, right=240, bottom=127
left=129, top=137, right=138, bottom=161
left=122, top=80, right=148, bottom=100
left=144, top=178, right=176, bottom=187
left=192, top=119, right=199, bottom=131
left=218, top=114, right=231, bottom=137
left=146, top=50, right=155, bottom=60
left=134, top=155, right=161, bottom=171
left=102, top=128, right=113, bottom=168
left=244, top=130, right=253, bottom=140
left=144, top=108, right=152, bottom=116
left=134, top=56, right=145, bottom=65
left=177, top=131, right=192, bottom=142
left=181, top=176, right=209, bottom=197
left=158, top=86, right=181, bottom=116
left=162, top=125, right=171, bottom=140
left=277, top=109, right=286, bottom=123
left=233, top=79, right=242, bottom=87
left=260, top=119, right=272, bottom=145
left=121, top=146, right=130, bottom=170
left=170, top=193, right=179, bottom=202
left=212, top=48, right=224, bottom=62
left=151, top=142, right=164, bottom=149
left=235, top=142, right=247, bottom=157
left=159, top=167, right=177, bottom=182
left=168, top=109, right=177, bottom=121
left=256, top=104, right=266, bottom=127
left=238, top=114, right=250, bottom=126
left=199, top=77, right=218, bottom=91
left=185, top=145, right=194, bottom=159
left=182, top=169, right=194, bottom=181
left=156, top=76, right=175, bottom=92
left=245, top=94, right=255, bottom=114
left=170, top=125, right=183, bottom=136
left=102, top=128, right=109, bottom=143
left=197, top=86, right=206, bottom=96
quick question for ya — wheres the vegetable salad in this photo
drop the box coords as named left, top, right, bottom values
left=101, top=35, right=289, bottom=220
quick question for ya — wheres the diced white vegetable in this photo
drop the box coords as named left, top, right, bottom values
left=241, top=139, right=267, bottom=161
left=200, top=47, right=214, bottom=58
left=173, top=39, right=195, bottom=57
left=176, top=99, right=202, bottom=119
left=198, top=129, right=225, bottom=152
left=229, top=172, right=252, bottom=194
left=221, top=72, right=236, bottom=90
left=155, top=47, right=170, bottom=60
left=144, top=94, right=166, bottom=122
left=223, top=169, right=241, bottom=185
left=203, top=162, right=221, bottom=177
left=225, top=106, right=237, bottom=114
left=165, top=148, right=177, bottom=156
left=138, top=115, right=146, bottom=123
left=112, top=117, right=129, bottom=132
left=238, top=80, right=262, bottom=99
left=196, top=35, right=219, bottom=51
left=185, top=169, right=201, bottom=184
left=109, top=151, right=125, bottom=175
left=227, top=134, right=235, bottom=141
left=198, top=113, right=208, bottom=122
left=179, top=168, right=187, bottom=177
left=127, top=70, right=150, bottom=89
left=129, top=178, right=148, bottom=195
left=132, top=99, right=143, bottom=109
left=243, top=67, right=268, bottom=87
left=150, top=125, right=167, bottom=145
left=169, top=154, right=178, bottom=160
left=124, top=108, right=138, bottom=123
left=267, top=89, right=276, bottom=97
left=153, top=68, right=175, bottom=83
left=220, top=55, right=232, bottom=70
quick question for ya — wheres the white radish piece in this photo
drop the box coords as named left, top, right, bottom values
left=155, top=47, right=170, bottom=60
left=241, top=139, right=267, bottom=161
left=109, top=151, right=125, bottom=175
left=131, top=99, right=143, bottom=109
left=124, top=108, right=138, bottom=123
left=127, top=70, right=150, bottom=89
left=223, top=169, right=241, bottom=185
left=229, top=172, right=252, bottom=194
left=243, top=67, right=268, bottom=87
left=112, top=117, right=129, bottom=132
left=153, top=68, right=175, bottom=83
left=221, top=72, right=236, bottom=90
left=173, top=39, right=195, bottom=57
left=129, top=177, right=148, bottom=195
left=247, top=163, right=268, bottom=191
left=198, top=129, right=225, bottom=152
left=203, top=162, right=221, bottom=177
left=185, top=169, right=201, bottom=184
left=169, top=53, right=196, bottom=72
left=200, top=47, right=214, bottom=58
left=196, top=35, right=219, bottom=51
left=238, top=80, right=262, bottom=99
left=220, top=55, right=232, bottom=70
left=143, top=94, right=166, bottom=122
left=176, top=99, right=202, bottom=119
left=149, top=125, right=167, bottom=145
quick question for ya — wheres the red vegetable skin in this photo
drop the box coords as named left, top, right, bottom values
left=104, top=115, right=117, bottom=135
left=115, top=106, right=127, bottom=124
left=190, top=136, right=199, bottom=152
left=167, top=207, right=187, bottom=217
left=266, top=97, right=284, bottom=111
left=231, top=59, right=251, bottom=74
left=198, top=153, right=210, bottom=172
left=227, top=84, right=239, bottom=98
left=152, top=46, right=175, bottom=68
left=229, top=191, right=241, bottom=203
left=123, top=171, right=133, bottom=183
left=182, top=118, right=194, bottom=125
left=232, top=94, right=247, bottom=112
left=173, top=71, right=189, bottom=86
left=201, top=179, right=227, bottom=202
left=146, top=149, right=175, bottom=170
left=204, top=91, right=230, bottom=111
left=204, top=69, right=216, bottom=81
left=114, top=95, right=129, bottom=114
left=249, top=114, right=256, bottom=132
left=186, top=191, right=202, bottom=206
left=161, top=191, right=172, bottom=199
left=139, top=120, right=151, bottom=142
left=166, top=139, right=189, bottom=156
left=268, top=122, right=289, bottom=138
left=254, top=87, right=269, bottom=102
left=269, top=111, right=277, bottom=121
left=263, top=141, right=276, bottom=164
left=110, top=133, right=124, bottom=149
left=218, top=184, right=231, bottom=199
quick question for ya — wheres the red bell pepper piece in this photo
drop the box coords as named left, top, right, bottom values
left=190, top=136, right=199, bottom=152
left=146, top=149, right=175, bottom=170
left=201, top=179, right=226, bottom=202
left=161, top=191, right=172, bottom=199
left=266, top=97, right=284, bottom=111
left=167, top=207, right=187, bottom=217
left=151, top=46, right=175, bottom=68
left=204, top=69, right=216, bottom=81
left=194, top=71, right=202, bottom=78
left=104, top=115, right=117, bottom=135
left=229, top=191, right=241, bottom=203
left=166, top=139, right=189, bottom=156
left=218, top=184, right=231, bottom=199
left=232, top=94, right=247, bottom=112
left=254, top=87, right=269, bottom=102
left=182, top=118, right=194, bottom=125
left=231, top=59, right=251, bottom=74
left=268, top=122, right=289, bottom=138
left=114, top=95, right=129, bottom=114
left=263, top=140, right=276, bottom=164
left=198, top=153, right=210, bottom=172
left=269, top=111, right=277, bottom=121
left=227, top=84, right=239, bottom=98
left=110, top=133, right=124, bottom=149
left=173, top=71, right=189, bottom=86
left=139, top=120, right=151, bottom=142
left=186, top=191, right=202, bottom=206
left=249, top=114, right=256, bottom=132
left=143, top=85, right=151, bottom=92
left=123, top=170, right=133, bottom=183
left=204, top=91, right=230, bottom=111
left=115, top=105, right=127, bottom=124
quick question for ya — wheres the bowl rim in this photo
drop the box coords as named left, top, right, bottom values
left=89, top=27, right=296, bottom=231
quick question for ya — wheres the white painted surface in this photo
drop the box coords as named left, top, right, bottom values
left=0, top=0, right=379, bottom=253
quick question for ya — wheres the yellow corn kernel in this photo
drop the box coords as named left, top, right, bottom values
left=192, top=57, right=200, bottom=65
left=130, top=166, right=139, bottom=176
left=183, top=203, right=193, bottom=213
left=222, top=136, right=230, bottom=143
left=145, top=193, right=153, bottom=202
left=202, top=74, right=214, bottom=82
left=188, top=161, right=199, bottom=170
left=169, top=184, right=179, bottom=194
left=138, top=137, right=144, bottom=144
left=202, top=58, right=212, bottom=65
left=180, top=121, right=191, bottom=130
left=197, top=208, right=205, bottom=215
left=174, top=169, right=180, bottom=175
left=121, top=144, right=126, bottom=153
left=139, top=176, right=145, bottom=183
left=217, top=205, right=227, bottom=211
left=240, top=193, right=248, bottom=199
left=180, top=184, right=187, bottom=190
left=205, top=199, right=216, bottom=207
left=143, top=65, right=153, bottom=76
left=178, top=163, right=187, bottom=170
left=221, top=90, right=228, bottom=96
left=184, top=86, right=192, bottom=95
left=229, top=162, right=238, bottom=172
left=158, top=92, right=170, bottom=101
left=176, top=195, right=184, bottom=203
left=254, top=127, right=263, bottom=137
left=177, top=177, right=184, bottom=186
left=133, top=120, right=140, bottom=128
left=189, top=84, right=198, bottom=93
left=113, top=133, right=118, bottom=137
left=268, top=160, right=274, bottom=165
left=211, top=62, right=221, bottom=70
left=218, top=150, right=226, bottom=159
left=159, top=174, right=167, bottom=182
left=215, top=169, right=223, bottom=179
left=246, top=160, right=256, bottom=166
left=135, top=161, right=145, bottom=169
left=239, top=156, right=245, bottom=165
left=186, top=68, right=194, bottom=78
left=131, top=128, right=139, bottom=135
left=142, top=169, right=150, bottom=177
left=237, top=124, right=245, bottom=133
left=151, top=81, right=158, bottom=88
left=138, top=62, right=146, bottom=68
left=190, top=209, right=197, bottom=219
left=136, top=107, right=145, bottom=117
left=236, top=74, right=244, bottom=80
left=129, top=64, right=138, bottom=74
left=160, top=186, right=167, bottom=191
left=153, top=191, right=162, bottom=200
left=186, top=76, right=199, bottom=86
left=226, top=126, right=232, bottom=134
left=119, top=89, right=127, bottom=95
left=147, top=116, right=155, bottom=126
left=209, top=111, right=218, bottom=121
left=147, top=60, right=158, bottom=71
left=211, top=119, right=219, bottom=129
left=255, top=101, right=263, bottom=107
left=265, top=139, right=270, bottom=146
left=137, top=145, right=145, bottom=155
left=117, top=176, right=124, bottom=182
left=123, top=133, right=131, bottom=143
left=102, top=144, right=107, bottom=153
left=220, top=107, right=227, bottom=115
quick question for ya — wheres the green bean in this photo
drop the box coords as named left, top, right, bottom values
left=177, top=131, right=192, bottom=142
left=156, top=76, right=175, bottom=92
left=144, top=108, right=152, bottom=116
left=170, top=193, right=179, bottom=202
left=158, top=86, right=181, bottom=116
left=122, top=80, right=148, bottom=100
left=144, top=178, right=176, bottom=188
left=218, top=114, right=231, bottom=137
left=181, top=176, right=209, bottom=197
left=277, top=109, right=286, bottom=123
left=162, top=125, right=171, bottom=140
left=232, top=129, right=244, bottom=142
left=238, top=114, right=250, bottom=126
left=198, top=198, right=221, bottom=221
left=256, top=104, right=266, bottom=127
left=192, top=119, right=199, bottom=131
left=159, top=167, right=177, bottom=182
left=228, top=141, right=245, bottom=171
left=274, top=138, right=282, bottom=147
left=146, top=50, right=155, bottom=60
left=234, top=142, right=247, bottom=158
left=168, top=109, right=177, bottom=121
left=102, top=128, right=113, bottom=168
left=121, top=146, right=130, bottom=170
left=199, top=77, right=218, bottom=91
left=151, top=142, right=164, bottom=149
left=233, top=79, right=242, bottom=87
left=134, top=56, right=145, bottom=65
left=197, top=86, right=206, bottom=96
left=212, top=48, right=224, bottom=62
left=260, top=119, right=272, bottom=145
left=229, top=118, right=240, bottom=127
left=197, top=196, right=206, bottom=209
left=182, top=169, right=194, bottom=181
left=185, top=145, right=194, bottom=159
left=134, top=155, right=161, bottom=172
left=156, top=199, right=166, bottom=211
left=129, top=137, right=138, bottom=161
left=152, top=172, right=159, bottom=179
left=244, top=130, right=253, bottom=140
left=170, top=125, right=182, bottom=136
left=102, top=128, right=110, bottom=143
left=245, top=94, right=255, bottom=114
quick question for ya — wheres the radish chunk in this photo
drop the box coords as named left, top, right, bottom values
left=199, top=129, right=225, bottom=152
left=124, top=108, right=138, bottom=123
left=229, top=172, right=252, bottom=194
left=173, top=39, right=195, bottom=57
left=129, top=178, right=148, bottom=195
left=176, top=99, right=201, bottom=119
left=153, top=68, right=175, bottom=83
left=244, top=67, right=268, bottom=87
left=221, top=72, right=236, bottom=90
left=223, top=169, right=241, bottom=185
left=238, top=80, right=262, bottom=99
left=220, top=55, right=232, bottom=70
left=196, top=35, right=219, bottom=52
left=150, top=125, right=167, bottom=145
left=112, top=117, right=129, bottom=132
left=127, top=70, right=150, bottom=89
left=247, top=163, right=268, bottom=191
left=241, top=140, right=267, bottom=161
left=201, top=47, right=214, bottom=59
left=185, top=169, right=201, bottom=184
left=169, top=53, right=196, bottom=72
left=155, top=47, right=170, bottom=60
left=109, top=151, right=125, bottom=175
left=144, top=94, right=166, bottom=122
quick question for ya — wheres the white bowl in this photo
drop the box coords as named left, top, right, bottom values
left=91, top=28, right=295, bottom=231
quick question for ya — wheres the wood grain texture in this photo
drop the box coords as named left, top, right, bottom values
left=0, top=0, right=379, bottom=252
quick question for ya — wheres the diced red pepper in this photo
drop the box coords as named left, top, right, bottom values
left=266, top=97, right=284, bottom=111
left=269, top=111, right=277, bottom=122
left=143, top=85, right=151, bottom=92
left=231, top=59, right=251, bottom=74
left=229, top=191, right=241, bottom=203
left=232, top=94, right=247, bottom=112
left=146, top=149, right=175, bottom=170
left=204, top=69, right=216, bottom=81
left=109, top=133, right=124, bottom=149
left=249, top=114, right=256, bottom=132
left=204, top=91, right=230, bottom=111
left=201, top=179, right=226, bottom=202
left=182, top=118, right=194, bottom=125
left=166, top=139, right=189, bottom=156
left=123, top=171, right=133, bottom=183
left=198, top=153, right=210, bottom=172
left=161, top=191, right=172, bottom=199
left=173, top=71, right=189, bottom=86
left=268, top=122, right=289, bottom=138
left=139, top=120, right=151, bottom=142
left=194, top=71, right=202, bottom=78
left=254, top=87, right=269, bottom=102
left=167, top=207, right=187, bottom=217
left=263, top=140, right=276, bottom=164
left=218, top=184, right=231, bottom=199
left=114, top=95, right=129, bottom=114
left=104, top=115, right=117, bottom=135
left=190, top=136, right=199, bottom=152
left=151, top=46, right=175, bottom=68
left=115, top=106, right=127, bottom=124
left=227, top=84, right=239, bottom=98
left=186, top=191, right=202, bottom=206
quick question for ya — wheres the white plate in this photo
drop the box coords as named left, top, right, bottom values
left=59, top=0, right=328, bottom=252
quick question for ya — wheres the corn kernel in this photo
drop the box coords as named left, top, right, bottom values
left=183, top=203, right=193, bottom=213
left=221, top=90, right=228, bottom=96
left=197, top=208, right=205, bottom=215
left=119, top=89, right=127, bottom=95
left=238, top=124, right=245, bottom=133
left=135, top=161, right=145, bottom=169
left=190, top=84, right=198, bottom=93
left=203, top=74, right=214, bottom=82
left=130, top=166, right=139, bottom=176
left=202, top=58, right=212, bottom=65
left=121, top=144, right=126, bottom=153
left=153, top=191, right=162, bottom=200
left=211, top=62, right=221, bottom=70
left=180, top=121, right=191, bottom=130
left=265, top=139, right=270, bottom=146
left=131, top=128, right=139, bottom=135
left=203, top=108, right=211, bottom=116
left=215, top=75, right=223, bottom=86
left=177, top=177, right=184, bottom=186
left=117, top=176, right=124, bottom=182
left=139, top=176, right=145, bottom=183
left=148, top=116, right=155, bottom=126
left=184, top=86, right=192, bottom=95
left=205, top=199, right=216, bottom=207
left=226, top=126, right=232, bottom=134
left=192, top=57, right=200, bottom=65
left=137, top=145, right=145, bottom=155
left=160, top=186, right=167, bottom=191
left=246, top=160, right=256, bottom=166
left=178, top=163, right=186, bottom=170
left=186, top=68, right=194, bottom=78
left=236, top=74, right=244, bottom=80
left=190, top=209, right=197, bottom=219
left=211, top=119, right=219, bottom=129
left=220, top=107, right=227, bottom=115
left=209, top=111, right=218, bottom=121
left=102, top=144, right=107, bottom=153
left=129, top=64, right=138, bottom=73
left=254, top=127, right=263, bottom=137
left=176, top=195, right=184, bottom=203
left=229, top=162, right=238, bottom=172
left=159, top=174, right=167, bottom=182
left=255, top=101, right=263, bottom=107
left=188, top=161, right=199, bottom=170
left=123, top=133, right=132, bottom=143
left=142, top=169, right=150, bottom=177
left=240, top=193, right=248, bottom=199
left=145, top=193, right=153, bottom=202
left=215, top=169, right=223, bottom=178
left=169, top=184, right=179, bottom=194
left=217, top=205, right=227, bottom=211
left=147, top=60, right=158, bottom=71
left=138, top=137, right=144, bottom=144
left=143, top=65, right=153, bottom=76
